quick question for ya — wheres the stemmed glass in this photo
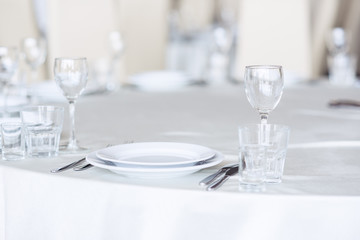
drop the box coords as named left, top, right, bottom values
left=54, top=58, right=88, bottom=152
left=244, top=65, right=284, bottom=124
left=0, top=47, right=18, bottom=116
left=21, top=37, right=47, bottom=82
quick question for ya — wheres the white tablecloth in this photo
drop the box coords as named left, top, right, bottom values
left=1, top=82, right=360, bottom=240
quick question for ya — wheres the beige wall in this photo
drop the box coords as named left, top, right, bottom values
left=0, top=0, right=169, bottom=83
left=236, top=0, right=312, bottom=82
left=48, top=0, right=169, bottom=81
left=0, top=0, right=38, bottom=45
left=0, top=0, right=46, bottom=81
left=0, top=0, right=359, bottom=83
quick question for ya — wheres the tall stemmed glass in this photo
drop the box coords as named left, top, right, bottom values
left=0, top=47, right=18, bottom=116
left=244, top=65, right=284, bottom=124
left=54, top=58, right=88, bottom=152
left=21, top=37, right=47, bottom=82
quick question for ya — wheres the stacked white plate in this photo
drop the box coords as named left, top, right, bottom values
left=86, top=142, right=223, bottom=178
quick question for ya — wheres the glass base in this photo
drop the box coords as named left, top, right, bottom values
left=239, top=182, right=266, bottom=192
left=28, top=151, right=58, bottom=158
left=265, top=178, right=282, bottom=184
left=2, top=153, right=25, bottom=161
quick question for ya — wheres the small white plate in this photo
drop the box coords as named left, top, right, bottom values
left=96, top=142, right=216, bottom=166
left=86, top=151, right=223, bottom=179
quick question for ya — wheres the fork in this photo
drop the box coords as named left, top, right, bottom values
left=50, top=158, right=86, bottom=173
left=50, top=143, right=114, bottom=173
left=199, top=163, right=238, bottom=186
left=73, top=163, right=93, bottom=171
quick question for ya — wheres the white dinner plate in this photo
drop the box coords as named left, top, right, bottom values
left=96, top=142, right=216, bottom=166
left=86, top=151, right=223, bottom=179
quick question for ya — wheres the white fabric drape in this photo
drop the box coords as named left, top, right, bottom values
left=1, top=83, right=360, bottom=239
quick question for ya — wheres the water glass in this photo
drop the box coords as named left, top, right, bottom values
left=238, top=144, right=267, bottom=191
left=21, top=106, right=64, bottom=157
left=238, top=124, right=290, bottom=189
left=1, top=122, right=25, bottom=161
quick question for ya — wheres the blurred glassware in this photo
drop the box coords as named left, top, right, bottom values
left=0, top=47, right=19, bottom=116
left=54, top=57, right=88, bottom=153
left=106, top=31, right=124, bottom=91
left=326, top=28, right=357, bottom=87
left=166, top=0, right=214, bottom=84
left=88, top=58, right=113, bottom=94
left=208, top=0, right=238, bottom=83
left=167, top=0, right=238, bottom=85
left=213, top=26, right=234, bottom=55
left=109, top=31, right=124, bottom=62
left=327, top=28, right=349, bottom=55
left=21, top=37, right=47, bottom=82
left=327, top=53, right=357, bottom=87
left=87, top=31, right=124, bottom=94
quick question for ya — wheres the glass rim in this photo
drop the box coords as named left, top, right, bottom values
left=245, top=65, right=282, bottom=70
left=1, top=122, right=23, bottom=127
left=54, top=57, right=87, bottom=61
left=21, top=105, right=64, bottom=112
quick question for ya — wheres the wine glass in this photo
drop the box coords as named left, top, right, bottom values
left=326, top=28, right=349, bottom=55
left=54, top=58, right=88, bottom=152
left=244, top=65, right=284, bottom=124
left=21, top=37, right=47, bottom=82
left=0, top=46, right=18, bottom=116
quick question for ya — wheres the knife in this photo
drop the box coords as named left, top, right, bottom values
left=199, top=164, right=238, bottom=186
left=206, top=166, right=239, bottom=191
left=50, top=157, right=85, bottom=173
left=328, top=99, right=360, bottom=108
left=73, top=163, right=93, bottom=171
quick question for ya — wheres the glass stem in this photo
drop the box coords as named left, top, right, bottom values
left=30, top=68, right=38, bottom=82
left=68, top=100, right=77, bottom=148
left=260, top=113, right=268, bottom=124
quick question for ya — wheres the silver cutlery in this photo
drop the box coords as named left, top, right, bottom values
left=72, top=143, right=115, bottom=171
left=50, top=157, right=85, bottom=173
left=206, top=166, right=239, bottom=191
left=328, top=99, right=360, bottom=108
left=73, top=163, right=93, bottom=171
left=51, top=142, right=133, bottom=173
left=199, top=163, right=238, bottom=186
left=50, top=144, right=111, bottom=173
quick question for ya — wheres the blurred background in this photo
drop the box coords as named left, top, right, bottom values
left=0, top=0, right=359, bottom=88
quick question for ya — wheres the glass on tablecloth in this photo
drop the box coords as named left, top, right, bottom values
left=1, top=122, right=25, bottom=161
left=21, top=106, right=64, bottom=157
left=238, top=124, right=290, bottom=190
